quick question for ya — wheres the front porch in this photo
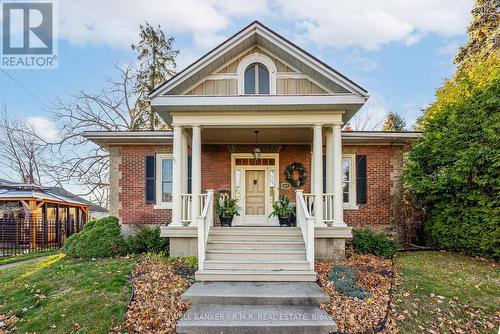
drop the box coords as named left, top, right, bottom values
left=160, top=114, right=353, bottom=281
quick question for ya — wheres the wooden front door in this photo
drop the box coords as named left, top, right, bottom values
left=245, top=170, right=266, bottom=217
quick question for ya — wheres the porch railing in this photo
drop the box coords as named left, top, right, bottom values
left=180, top=194, right=192, bottom=225
left=196, top=189, right=214, bottom=271
left=296, top=190, right=315, bottom=270
left=323, top=193, right=335, bottom=226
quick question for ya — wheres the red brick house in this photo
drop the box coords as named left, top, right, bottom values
left=84, top=21, right=420, bottom=281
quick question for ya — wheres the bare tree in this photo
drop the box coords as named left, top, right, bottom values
left=46, top=23, right=179, bottom=207
left=0, top=105, right=46, bottom=184
left=349, top=111, right=384, bottom=131
left=46, top=65, right=142, bottom=207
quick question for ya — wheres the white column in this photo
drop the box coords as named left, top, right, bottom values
left=181, top=131, right=189, bottom=193
left=191, top=125, right=202, bottom=221
left=332, top=124, right=346, bottom=226
left=326, top=130, right=334, bottom=193
left=312, top=124, right=324, bottom=227
left=171, top=125, right=183, bottom=226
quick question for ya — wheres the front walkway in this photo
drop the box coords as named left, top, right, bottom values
left=177, top=282, right=336, bottom=333
left=0, top=255, right=51, bottom=270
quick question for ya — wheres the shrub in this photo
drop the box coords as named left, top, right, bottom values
left=328, top=264, right=371, bottom=300
left=406, top=61, right=500, bottom=258
left=127, top=227, right=168, bottom=254
left=352, top=229, right=399, bottom=257
left=64, top=216, right=128, bottom=259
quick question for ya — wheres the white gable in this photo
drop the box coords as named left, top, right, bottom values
left=150, top=21, right=368, bottom=98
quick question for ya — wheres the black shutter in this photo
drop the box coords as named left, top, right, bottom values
left=356, top=155, right=367, bottom=204
left=145, top=156, right=155, bottom=203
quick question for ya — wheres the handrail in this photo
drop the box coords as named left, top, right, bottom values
left=197, top=189, right=214, bottom=271
left=296, top=190, right=315, bottom=270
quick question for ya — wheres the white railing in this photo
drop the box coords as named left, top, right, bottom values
left=198, top=193, right=208, bottom=217
left=296, top=190, right=315, bottom=270
left=196, top=190, right=214, bottom=271
left=303, top=193, right=315, bottom=216
left=323, top=193, right=335, bottom=226
left=180, top=194, right=192, bottom=225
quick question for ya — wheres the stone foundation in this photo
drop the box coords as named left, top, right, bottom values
left=170, top=237, right=198, bottom=257
left=315, top=238, right=346, bottom=260
left=121, top=223, right=162, bottom=238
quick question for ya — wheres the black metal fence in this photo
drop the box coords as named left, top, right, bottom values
left=0, top=217, right=85, bottom=257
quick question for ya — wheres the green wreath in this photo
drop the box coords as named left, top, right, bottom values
left=284, top=162, right=307, bottom=187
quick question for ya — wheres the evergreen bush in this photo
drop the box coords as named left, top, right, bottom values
left=352, top=229, right=399, bottom=257
left=64, top=216, right=128, bottom=258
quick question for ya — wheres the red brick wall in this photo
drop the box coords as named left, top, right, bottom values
left=117, top=145, right=170, bottom=225
left=115, top=143, right=405, bottom=229
left=342, top=145, right=403, bottom=230
left=201, top=145, right=232, bottom=193
left=278, top=145, right=312, bottom=198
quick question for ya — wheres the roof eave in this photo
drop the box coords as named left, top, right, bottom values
left=83, top=131, right=173, bottom=149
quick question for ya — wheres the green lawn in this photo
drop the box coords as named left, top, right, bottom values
left=0, top=253, right=136, bottom=333
left=393, top=251, right=499, bottom=333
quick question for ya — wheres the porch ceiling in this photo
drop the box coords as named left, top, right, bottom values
left=201, top=127, right=313, bottom=144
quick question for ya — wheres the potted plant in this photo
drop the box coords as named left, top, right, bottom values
left=269, top=195, right=296, bottom=227
left=215, top=193, right=241, bottom=227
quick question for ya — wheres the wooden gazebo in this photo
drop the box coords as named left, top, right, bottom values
left=0, top=180, right=89, bottom=254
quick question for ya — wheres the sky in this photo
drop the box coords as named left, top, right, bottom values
left=0, top=0, right=473, bottom=187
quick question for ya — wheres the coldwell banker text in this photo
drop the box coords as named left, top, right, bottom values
left=1, top=0, right=58, bottom=69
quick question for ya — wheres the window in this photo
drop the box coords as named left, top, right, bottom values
left=342, top=159, right=351, bottom=203
left=244, top=63, right=270, bottom=94
left=237, top=52, right=277, bottom=94
left=155, top=154, right=173, bottom=208
left=161, top=159, right=173, bottom=202
left=322, top=154, right=357, bottom=207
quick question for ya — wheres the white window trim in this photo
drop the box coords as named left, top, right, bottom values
left=154, top=153, right=173, bottom=209
left=237, top=52, right=277, bottom=95
left=312, top=153, right=359, bottom=210
left=342, top=154, right=358, bottom=210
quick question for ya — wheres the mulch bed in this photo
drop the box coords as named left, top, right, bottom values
left=316, top=252, right=396, bottom=333
left=112, top=256, right=195, bottom=334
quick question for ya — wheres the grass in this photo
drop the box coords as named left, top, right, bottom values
left=0, top=249, right=60, bottom=266
left=0, top=253, right=136, bottom=333
left=393, top=251, right=499, bottom=333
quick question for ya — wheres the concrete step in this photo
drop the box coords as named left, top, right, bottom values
left=195, top=269, right=317, bottom=282
left=176, top=304, right=336, bottom=334
left=210, top=227, right=301, bottom=235
left=182, top=282, right=329, bottom=306
left=204, top=260, right=310, bottom=271
left=206, top=249, right=306, bottom=261
left=209, top=233, right=304, bottom=242
left=206, top=240, right=306, bottom=251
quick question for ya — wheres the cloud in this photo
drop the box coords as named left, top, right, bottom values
left=57, top=0, right=269, bottom=49
left=347, top=53, right=378, bottom=71
left=437, top=41, right=461, bottom=55
left=25, top=117, right=59, bottom=143
left=54, top=1, right=470, bottom=53
left=274, top=0, right=472, bottom=50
